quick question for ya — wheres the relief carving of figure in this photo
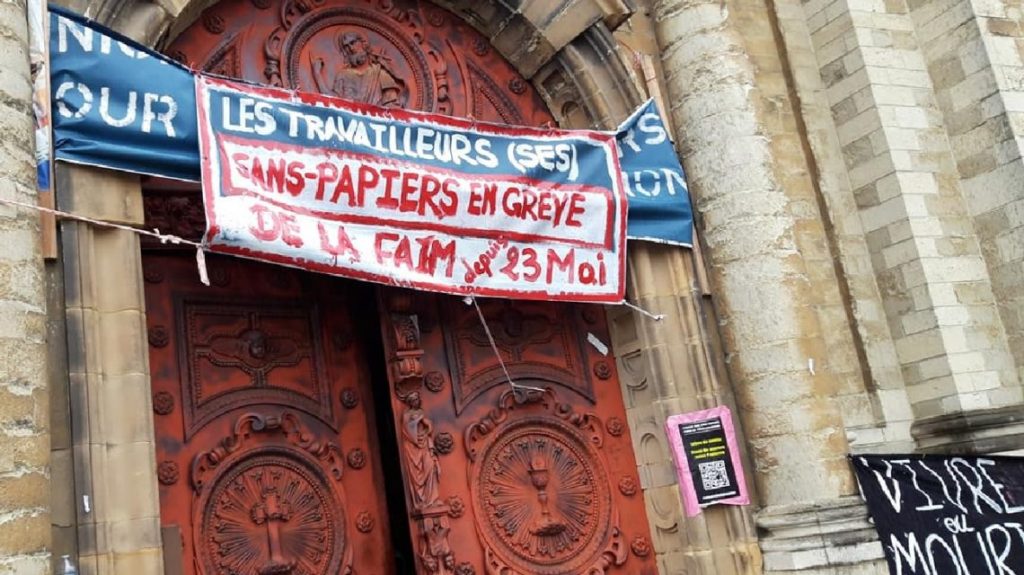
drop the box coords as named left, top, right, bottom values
left=311, top=30, right=406, bottom=107
left=401, top=392, right=442, bottom=510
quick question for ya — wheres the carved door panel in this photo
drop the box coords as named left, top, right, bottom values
left=379, top=291, right=657, bottom=575
left=145, top=253, right=395, bottom=575
left=161, top=1, right=654, bottom=573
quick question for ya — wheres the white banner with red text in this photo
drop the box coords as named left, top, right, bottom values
left=197, top=76, right=627, bottom=302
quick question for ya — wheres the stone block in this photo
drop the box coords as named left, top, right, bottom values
left=98, top=374, right=155, bottom=446
left=57, top=165, right=143, bottom=226
left=0, top=554, right=48, bottom=575
left=91, top=231, right=145, bottom=314
left=0, top=472, right=49, bottom=513
left=100, top=441, right=160, bottom=522
left=848, top=152, right=896, bottom=191
left=858, top=194, right=907, bottom=233
left=0, top=512, right=50, bottom=556
left=0, top=433, right=48, bottom=476
left=49, top=448, right=76, bottom=528
left=527, top=0, right=602, bottom=50
left=906, top=374, right=957, bottom=404
left=108, top=517, right=162, bottom=554
left=894, top=326, right=945, bottom=363
left=97, top=310, right=148, bottom=377
left=945, top=390, right=993, bottom=411
left=111, top=549, right=163, bottom=575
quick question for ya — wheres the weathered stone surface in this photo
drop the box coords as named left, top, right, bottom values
left=0, top=0, right=50, bottom=570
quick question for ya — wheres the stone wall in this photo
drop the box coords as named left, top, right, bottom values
left=0, top=0, right=51, bottom=573
left=912, top=0, right=1024, bottom=396
left=649, top=0, right=887, bottom=572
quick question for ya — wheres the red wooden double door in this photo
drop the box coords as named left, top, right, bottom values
left=144, top=1, right=654, bottom=573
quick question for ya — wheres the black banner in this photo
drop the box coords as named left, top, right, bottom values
left=678, top=416, right=739, bottom=504
left=851, top=454, right=1024, bottom=574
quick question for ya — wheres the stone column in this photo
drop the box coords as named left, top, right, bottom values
left=0, top=0, right=51, bottom=573
left=652, top=0, right=884, bottom=572
left=901, top=0, right=1024, bottom=451
left=607, top=246, right=762, bottom=575
left=58, top=165, right=164, bottom=575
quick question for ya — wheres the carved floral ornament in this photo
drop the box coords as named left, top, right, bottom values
left=191, top=411, right=345, bottom=491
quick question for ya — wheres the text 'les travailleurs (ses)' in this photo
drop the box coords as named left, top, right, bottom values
left=199, top=77, right=627, bottom=302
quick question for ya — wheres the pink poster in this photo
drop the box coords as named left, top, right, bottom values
left=665, top=405, right=749, bottom=517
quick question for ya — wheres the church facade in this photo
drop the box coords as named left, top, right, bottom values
left=1, top=0, right=1023, bottom=574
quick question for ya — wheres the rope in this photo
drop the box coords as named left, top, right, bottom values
left=621, top=298, right=665, bottom=321
left=0, top=195, right=210, bottom=284
left=464, top=296, right=545, bottom=396
left=0, top=195, right=202, bottom=246
left=1, top=195, right=668, bottom=320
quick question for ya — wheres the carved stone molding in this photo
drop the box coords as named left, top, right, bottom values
left=630, top=536, right=651, bottom=557
left=386, top=311, right=424, bottom=392
left=425, top=371, right=446, bottom=393
left=443, top=300, right=596, bottom=414
left=148, top=325, right=169, bottom=347
left=605, top=417, right=625, bottom=438
left=191, top=411, right=344, bottom=491
left=618, top=476, right=638, bottom=497
left=207, top=264, right=231, bottom=287
left=192, top=320, right=308, bottom=386
left=261, top=0, right=452, bottom=113
left=399, top=392, right=442, bottom=511
left=912, top=404, right=1024, bottom=454
left=434, top=432, right=454, bottom=455
left=464, top=389, right=604, bottom=462
left=412, top=505, right=456, bottom=574
left=332, top=330, right=353, bottom=351
left=447, top=495, right=464, bottom=519
left=143, top=265, right=164, bottom=283
left=755, top=496, right=883, bottom=572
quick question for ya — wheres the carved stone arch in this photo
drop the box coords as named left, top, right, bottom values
left=64, top=2, right=654, bottom=574
left=85, top=0, right=641, bottom=129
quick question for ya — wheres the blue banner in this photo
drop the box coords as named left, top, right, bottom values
left=616, top=101, right=693, bottom=247
left=47, top=8, right=693, bottom=248
left=49, top=6, right=200, bottom=181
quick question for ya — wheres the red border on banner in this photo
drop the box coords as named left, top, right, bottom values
left=196, top=75, right=628, bottom=303
left=215, top=133, right=616, bottom=249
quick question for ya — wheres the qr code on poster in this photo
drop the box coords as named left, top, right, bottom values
left=698, top=460, right=730, bottom=490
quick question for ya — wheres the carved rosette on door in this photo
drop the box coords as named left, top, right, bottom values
left=190, top=413, right=352, bottom=575
left=465, top=390, right=627, bottom=574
